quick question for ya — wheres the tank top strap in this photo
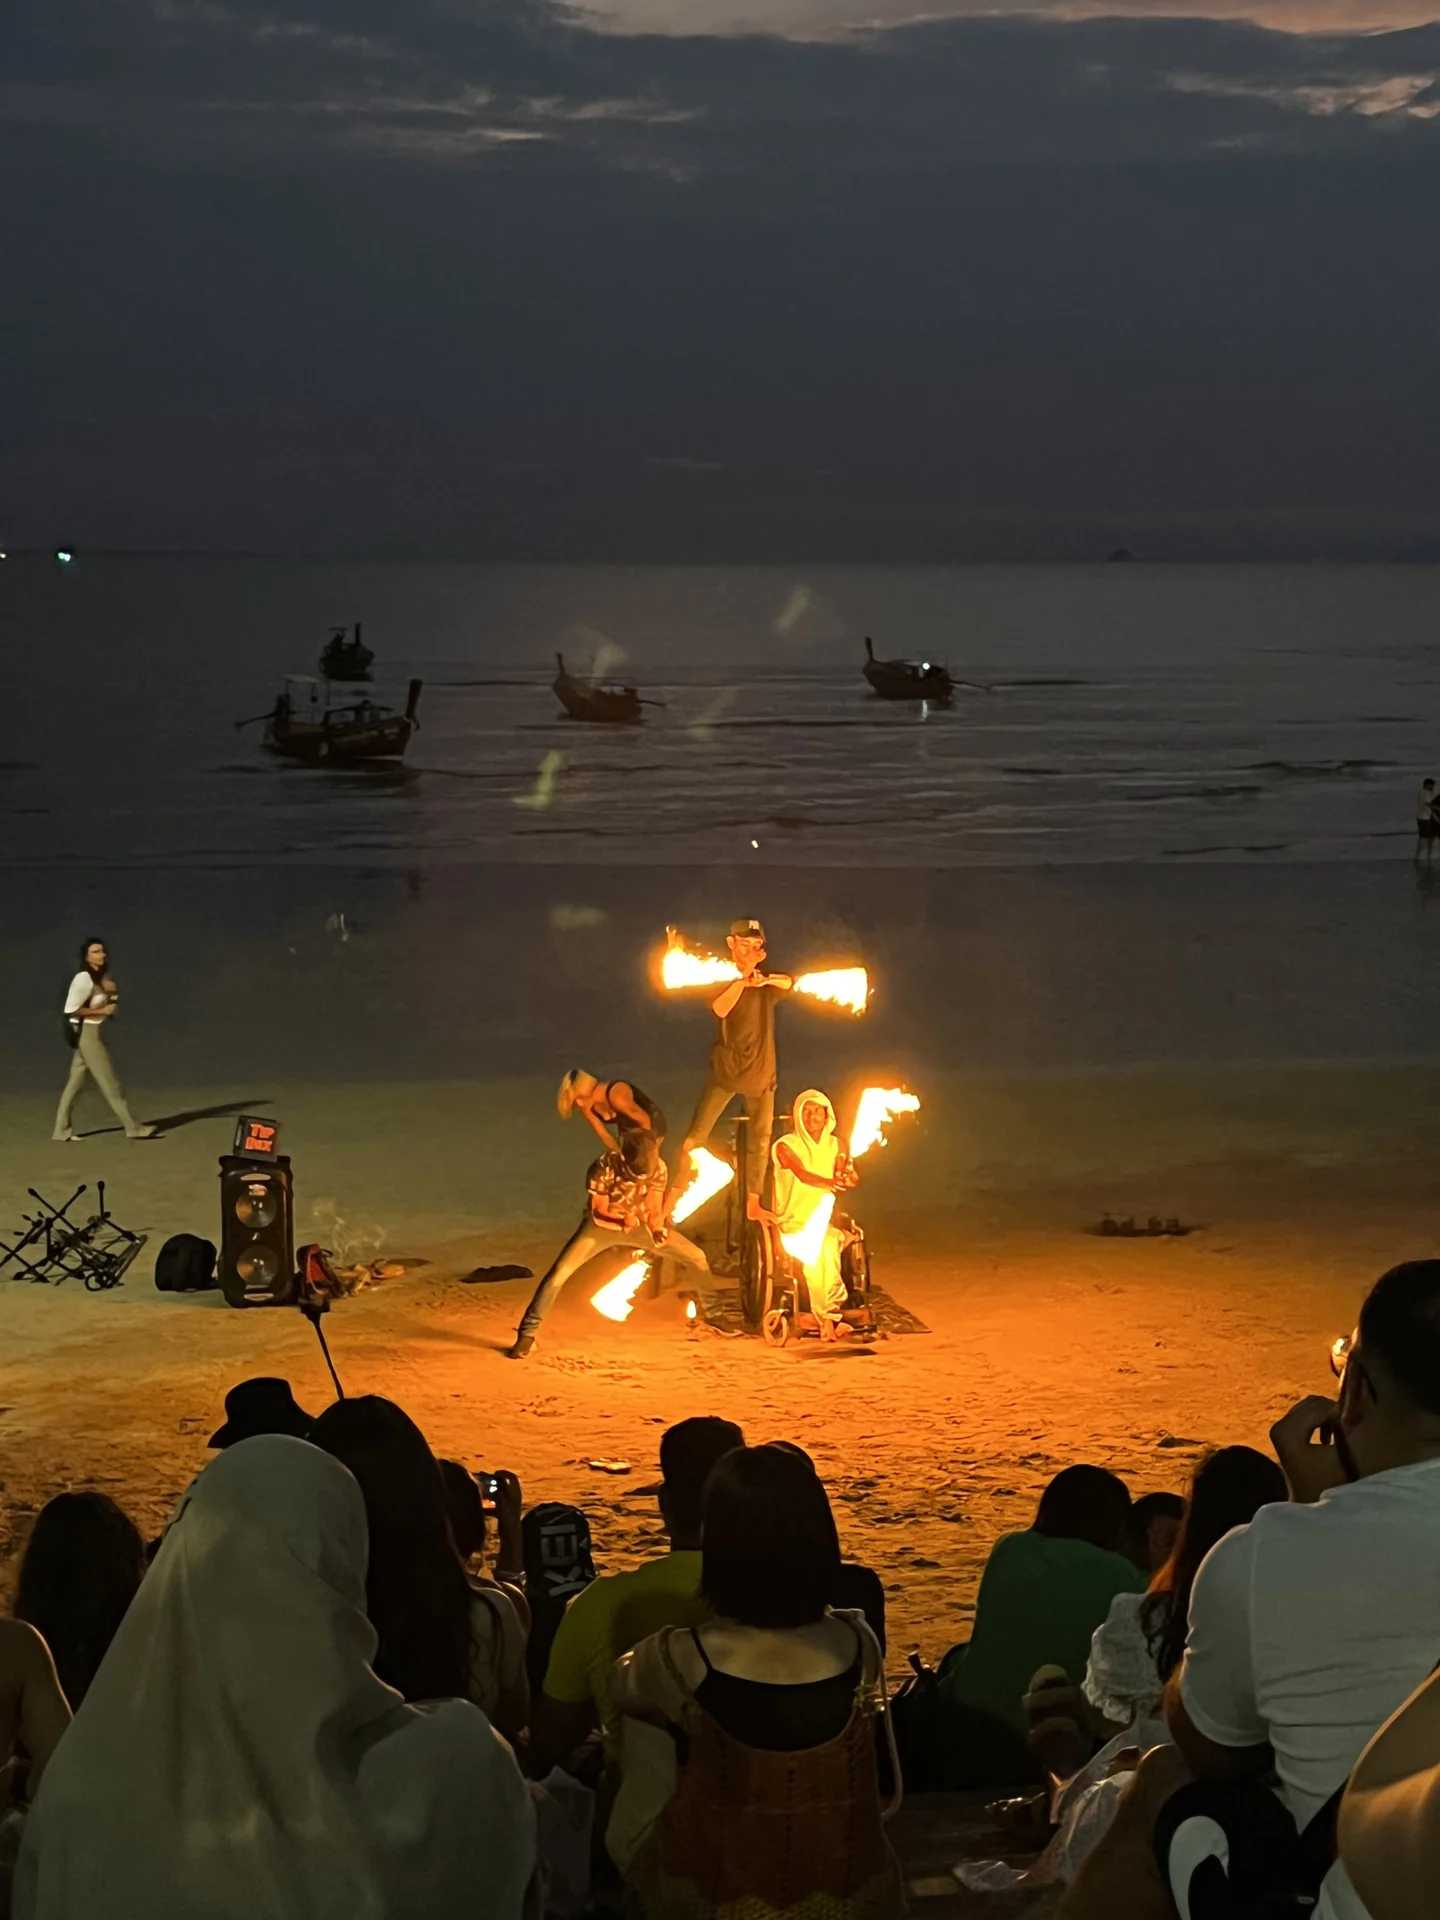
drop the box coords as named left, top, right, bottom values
left=689, top=1627, right=715, bottom=1674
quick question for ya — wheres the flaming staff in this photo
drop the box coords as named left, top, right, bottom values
left=779, top=1086, right=921, bottom=1270
left=660, top=929, right=869, bottom=1016
left=590, top=1146, right=734, bottom=1323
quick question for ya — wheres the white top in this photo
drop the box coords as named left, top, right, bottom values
left=1083, top=1588, right=1164, bottom=1727
left=1180, top=1459, right=1440, bottom=1920
left=15, top=1436, right=536, bottom=1920
left=1419, top=784, right=1437, bottom=823
left=62, top=971, right=107, bottom=1025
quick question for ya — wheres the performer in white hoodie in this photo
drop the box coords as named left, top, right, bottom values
left=770, top=1089, right=857, bottom=1335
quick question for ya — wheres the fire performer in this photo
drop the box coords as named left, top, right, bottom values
left=771, top=1090, right=859, bottom=1337
left=556, top=1070, right=666, bottom=1153
left=509, top=1132, right=709, bottom=1359
left=677, top=917, right=792, bottom=1209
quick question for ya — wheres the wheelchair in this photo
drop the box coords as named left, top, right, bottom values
left=738, top=1201, right=875, bottom=1347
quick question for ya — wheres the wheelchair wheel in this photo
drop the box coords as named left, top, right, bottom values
left=762, top=1308, right=790, bottom=1348
left=841, top=1236, right=872, bottom=1307
left=739, top=1218, right=773, bottom=1333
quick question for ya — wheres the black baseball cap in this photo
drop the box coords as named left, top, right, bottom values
left=729, top=917, right=766, bottom=939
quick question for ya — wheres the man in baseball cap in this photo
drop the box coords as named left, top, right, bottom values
left=678, top=917, right=793, bottom=1211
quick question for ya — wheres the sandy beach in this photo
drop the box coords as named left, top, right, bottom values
left=4, top=853, right=1439, bottom=1656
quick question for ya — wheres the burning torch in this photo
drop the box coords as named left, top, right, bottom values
left=660, top=927, right=869, bottom=1016
left=589, top=1146, right=734, bottom=1324
left=779, top=1086, right=921, bottom=1272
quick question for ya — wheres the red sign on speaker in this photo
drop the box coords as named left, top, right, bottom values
left=234, top=1116, right=280, bottom=1161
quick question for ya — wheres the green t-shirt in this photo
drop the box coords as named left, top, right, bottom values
left=941, top=1530, right=1146, bottom=1737
left=542, top=1550, right=709, bottom=1726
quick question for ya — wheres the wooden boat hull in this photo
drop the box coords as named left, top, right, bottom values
left=553, top=674, right=643, bottom=724
left=320, top=650, right=373, bottom=683
left=265, top=717, right=414, bottom=764
left=863, top=665, right=954, bottom=702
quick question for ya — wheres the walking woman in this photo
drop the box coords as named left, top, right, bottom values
left=52, top=939, right=155, bottom=1141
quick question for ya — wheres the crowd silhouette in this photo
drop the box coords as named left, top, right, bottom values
left=2, top=1258, right=1439, bottom=1919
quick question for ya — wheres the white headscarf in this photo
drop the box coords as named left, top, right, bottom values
left=771, top=1088, right=839, bottom=1228
left=16, top=1436, right=535, bottom=1920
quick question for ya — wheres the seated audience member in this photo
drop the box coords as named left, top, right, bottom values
left=1340, top=1665, right=1440, bottom=1920
left=14, top=1437, right=534, bottom=1920
left=0, top=1620, right=70, bottom=1797
left=938, top=1465, right=1143, bottom=1786
left=312, top=1397, right=528, bottom=1746
left=1062, top=1259, right=1440, bottom=1920
left=964, top=1448, right=1285, bottom=1894
left=207, top=1376, right=313, bottom=1449
left=0, top=1623, right=71, bottom=1917
left=521, top=1503, right=597, bottom=1697
left=772, top=1443, right=887, bottom=1651
left=439, top=1460, right=531, bottom=1631
left=1123, top=1490, right=1185, bottom=1576
left=14, top=1492, right=147, bottom=1713
left=530, top=1416, right=742, bottom=1775
left=609, top=1442, right=902, bottom=1915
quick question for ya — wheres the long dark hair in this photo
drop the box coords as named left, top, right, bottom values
left=701, top=1442, right=840, bottom=1628
left=310, top=1396, right=473, bottom=1702
left=78, top=937, right=108, bottom=984
left=1141, top=1446, right=1287, bottom=1682
left=1033, top=1465, right=1133, bottom=1553
left=14, top=1491, right=148, bottom=1709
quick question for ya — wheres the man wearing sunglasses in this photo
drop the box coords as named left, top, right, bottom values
left=1065, top=1260, right=1440, bottom=1920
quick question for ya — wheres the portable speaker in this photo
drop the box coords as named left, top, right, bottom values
left=154, top=1233, right=217, bottom=1293
left=218, top=1155, right=295, bottom=1307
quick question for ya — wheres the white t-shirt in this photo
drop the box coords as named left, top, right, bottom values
left=1419, top=785, right=1437, bottom=824
left=1180, top=1459, right=1440, bottom=1920
left=63, top=971, right=108, bottom=1027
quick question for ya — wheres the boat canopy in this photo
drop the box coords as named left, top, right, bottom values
left=281, top=675, right=329, bottom=717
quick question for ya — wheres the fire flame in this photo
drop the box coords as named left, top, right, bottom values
left=660, top=938, right=739, bottom=991
left=792, top=968, right=869, bottom=1015
left=589, top=1147, right=734, bottom=1322
left=685, top=1298, right=698, bottom=1321
left=778, top=1086, right=920, bottom=1275
left=661, top=930, right=868, bottom=1014
left=849, top=1086, right=921, bottom=1159
left=590, top=1257, right=651, bottom=1325
left=781, top=1193, right=836, bottom=1269
left=669, top=1145, right=734, bottom=1225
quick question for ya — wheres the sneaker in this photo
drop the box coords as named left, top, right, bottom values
left=51, top=1130, right=79, bottom=1143
left=507, top=1335, right=536, bottom=1360
left=126, top=1125, right=158, bottom=1140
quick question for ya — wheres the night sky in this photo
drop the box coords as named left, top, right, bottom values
left=7, top=1, right=1440, bottom=557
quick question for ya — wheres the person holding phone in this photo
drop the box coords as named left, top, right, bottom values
left=1067, top=1260, right=1440, bottom=1920
left=52, top=938, right=156, bottom=1142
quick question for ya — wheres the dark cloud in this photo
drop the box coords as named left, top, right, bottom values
left=4, top=4, right=1440, bottom=554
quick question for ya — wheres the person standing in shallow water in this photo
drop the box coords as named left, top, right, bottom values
left=52, top=939, right=156, bottom=1141
left=1416, top=778, right=1437, bottom=864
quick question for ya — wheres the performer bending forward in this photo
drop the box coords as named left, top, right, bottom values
left=679, top=917, right=791, bottom=1209
left=556, top=1070, right=666, bottom=1153
left=509, top=1132, right=708, bottom=1359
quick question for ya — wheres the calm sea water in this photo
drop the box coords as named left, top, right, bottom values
left=3, top=557, right=1438, bottom=870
